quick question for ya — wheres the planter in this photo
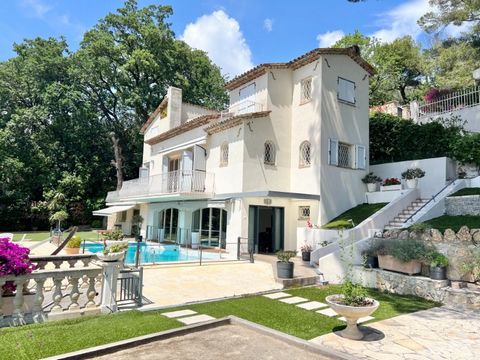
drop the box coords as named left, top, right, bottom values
left=366, top=183, right=377, bottom=192
left=326, top=295, right=379, bottom=340
left=64, top=247, right=80, bottom=255
left=378, top=255, right=422, bottom=275
left=301, top=251, right=311, bottom=262
left=430, top=266, right=447, bottom=280
left=96, top=251, right=125, bottom=262
left=277, top=261, right=294, bottom=279
left=380, top=184, right=402, bottom=192
left=105, top=239, right=129, bottom=247
left=405, top=178, right=418, bottom=189
left=364, top=255, right=378, bottom=269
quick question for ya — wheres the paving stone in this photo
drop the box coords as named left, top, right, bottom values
left=161, top=309, right=197, bottom=318
left=296, top=301, right=328, bottom=310
left=278, top=296, right=308, bottom=304
left=316, top=308, right=338, bottom=317
left=337, top=315, right=375, bottom=323
left=263, top=292, right=292, bottom=299
left=176, top=314, right=216, bottom=325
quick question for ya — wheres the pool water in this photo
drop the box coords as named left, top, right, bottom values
left=82, top=242, right=220, bottom=264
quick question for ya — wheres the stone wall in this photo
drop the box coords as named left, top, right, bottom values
left=382, top=226, right=479, bottom=281
left=446, top=195, right=480, bottom=216
left=354, top=266, right=480, bottom=310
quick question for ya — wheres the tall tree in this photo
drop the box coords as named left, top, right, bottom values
left=72, top=0, right=227, bottom=190
left=419, top=0, right=480, bottom=33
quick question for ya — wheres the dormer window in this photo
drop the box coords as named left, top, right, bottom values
left=300, top=77, right=312, bottom=104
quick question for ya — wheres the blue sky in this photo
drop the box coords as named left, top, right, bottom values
left=0, top=0, right=466, bottom=77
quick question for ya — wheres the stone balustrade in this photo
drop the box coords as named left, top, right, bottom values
left=0, top=255, right=104, bottom=327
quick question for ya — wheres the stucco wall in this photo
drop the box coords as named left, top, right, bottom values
left=370, top=157, right=457, bottom=198
left=319, top=54, right=370, bottom=224
left=446, top=195, right=480, bottom=216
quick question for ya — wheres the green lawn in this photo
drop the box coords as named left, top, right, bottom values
left=449, top=187, right=480, bottom=197
left=0, top=285, right=438, bottom=359
left=8, top=231, right=101, bottom=242
left=423, top=215, right=480, bottom=232
left=322, top=203, right=388, bottom=229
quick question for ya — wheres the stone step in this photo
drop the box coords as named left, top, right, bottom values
left=389, top=221, right=405, bottom=227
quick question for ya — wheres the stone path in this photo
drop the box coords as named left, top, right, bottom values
left=262, top=292, right=375, bottom=324
left=310, top=306, right=480, bottom=360
left=161, top=309, right=215, bottom=325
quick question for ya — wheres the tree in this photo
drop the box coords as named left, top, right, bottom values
left=72, top=0, right=227, bottom=190
left=419, top=0, right=480, bottom=33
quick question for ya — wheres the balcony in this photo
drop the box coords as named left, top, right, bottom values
left=106, top=170, right=214, bottom=203
left=220, top=100, right=264, bottom=120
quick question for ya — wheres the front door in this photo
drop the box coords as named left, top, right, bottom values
left=248, top=206, right=284, bottom=253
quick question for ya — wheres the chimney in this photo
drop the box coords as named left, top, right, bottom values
left=166, top=86, right=182, bottom=129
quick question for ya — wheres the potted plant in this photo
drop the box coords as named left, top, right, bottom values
left=377, top=239, right=428, bottom=275
left=276, top=250, right=297, bottom=279
left=64, top=235, right=82, bottom=255
left=361, top=172, right=382, bottom=192
left=401, top=168, right=425, bottom=189
left=102, top=229, right=128, bottom=246
left=426, top=251, right=448, bottom=280
left=96, top=243, right=128, bottom=262
left=361, top=239, right=383, bottom=269
left=326, top=230, right=379, bottom=340
left=300, top=242, right=313, bottom=262
left=380, top=178, right=402, bottom=192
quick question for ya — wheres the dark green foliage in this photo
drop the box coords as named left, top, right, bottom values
left=449, top=187, right=480, bottom=197
left=378, top=239, right=430, bottom=262
left=369, top=112, right=463, bottom=164
left=451, top=133, right=480, bottom=167
left=424, top=215, right=480, bottom=232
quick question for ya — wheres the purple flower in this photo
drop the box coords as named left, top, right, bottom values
left=0, top=237, right=36, bottom=293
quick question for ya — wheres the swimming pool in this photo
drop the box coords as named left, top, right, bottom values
left=82, top=242, right=223, bottom=264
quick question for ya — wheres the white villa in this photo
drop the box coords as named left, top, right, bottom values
left=94, top=46, right=375, bottom=254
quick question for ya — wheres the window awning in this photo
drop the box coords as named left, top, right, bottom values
left=92, top=204, right=136, bottom=217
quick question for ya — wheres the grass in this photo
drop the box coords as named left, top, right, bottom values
left=8, top=231, right=101, bottom=242
left=449, top=187, right=480, bottom=197
left=423, top=215, right=480, bottom=232
left=322, top=203, right=388, bottom=229
left=0, top=285, right=438, bottom=359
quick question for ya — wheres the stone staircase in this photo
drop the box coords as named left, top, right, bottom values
left=386, top=198, right=430, bottom=229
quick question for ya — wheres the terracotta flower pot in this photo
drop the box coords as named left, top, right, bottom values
left=64, top=247, right=80, bottom=255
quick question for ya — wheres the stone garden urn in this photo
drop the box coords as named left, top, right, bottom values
left=326, top=295, right=379, bottom=340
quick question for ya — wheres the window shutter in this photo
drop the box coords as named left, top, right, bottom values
left=328, top=138, right=338, bottom=166
left=355, top=145, right=366, bottom=170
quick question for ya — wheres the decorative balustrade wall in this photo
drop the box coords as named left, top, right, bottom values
left=0, top=255, right=103, bottom=327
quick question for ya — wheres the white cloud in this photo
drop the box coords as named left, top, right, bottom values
left=263, top=18, right=273, bottom=32
left=316, top=30, right=345, bottom=48
left=181, top=10, right=254, bottom=77
left=21, top=0, right=51, bottom=18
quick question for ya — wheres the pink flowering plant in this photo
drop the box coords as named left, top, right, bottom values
left=0, top=237, right=36, bottom=293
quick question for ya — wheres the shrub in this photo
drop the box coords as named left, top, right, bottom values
left=379, top=239, right=429, bottom=262
left=103, top=243, right=128, bottom=255
left=452, top=133, right=480, bottom=167
left=361, top=172, right=382, bottom=184
left=401, top=168, right=425, bottom=180
left=0, top=237, right=36, bottom=293
left=300, top=243, right=313, bottom=252
left=362, top=238, right=386, bottom=256
left=276, top=250, right=297, bottom=263
left=101, top=229, right=124, bottom=241
left=66, top=235, right=82, bottom=248
left=91, top=219, right=103, bottom=229
left=461, top=247, right=480, bottom=282
left=409, top=222, right=431, bottom=232
left=426, top=251, right=449, bottom=267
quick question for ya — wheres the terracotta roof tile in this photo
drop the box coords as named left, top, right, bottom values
left=205, top=111, right=271, bottom=135
left=225, top=46, right=375, bottom=91
left=144, top=113, right=220, bottom=145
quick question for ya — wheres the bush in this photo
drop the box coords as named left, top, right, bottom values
left=66, top=235, right=82, bottom=248
left=401, top=168, right=425, bottom=180
left=103, top=243, right=128, bottom=255
left=426, top=251, right=449, bottom=267
left=461, top=247, right=480, bottom=282
left=378, top=239, right=429, bottom=262
left=101, top=229, right=124, bottom=241
left=0, top=237, right=36, bottom=293
left=452, top=133, right=480, bottom=167
left=91, top=219, right=103, bottom=229
left=361, top=172, right=382, bottom=184
left=409, top=222, right=431, bottom=232
left=276, top=250, right=297, bottom=263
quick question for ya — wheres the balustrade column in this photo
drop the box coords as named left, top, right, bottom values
left=32, top=278, right=46, bottom=323
left=100, top=261, right=120, bottom=313
left=51, top=276, right=64, bottom=313
left=85, top=275, right=97, bottom=308
left=68, top=276, right=80, bottom=310
left=13, top=279, right=26, bottom=326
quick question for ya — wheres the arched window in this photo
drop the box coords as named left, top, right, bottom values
left=220, top=142, right=229, bottom=167
left=299, top=141, right=311, bottom=167
left=192, top=208, right=228, bottom=249
left=264, top=141, right=276, bottom=165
